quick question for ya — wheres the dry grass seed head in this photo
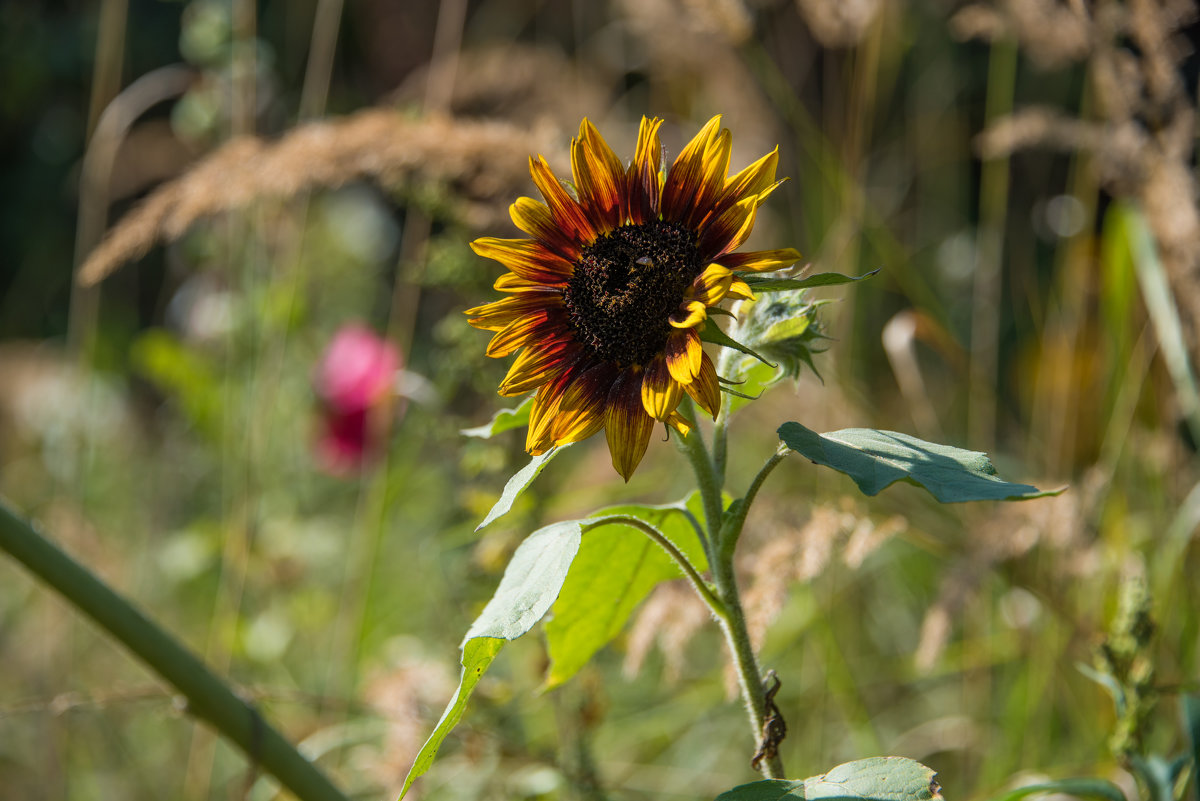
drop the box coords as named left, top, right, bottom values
left=79, top=112, right=564, bottom=286
left=795, top=0, right=883, bottom=48
left=623, top=580, right=711, bottom=683
left=392, top=45, right=613, bottom=134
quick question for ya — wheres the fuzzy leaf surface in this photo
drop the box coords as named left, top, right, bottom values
left=465, top=520, right=583, bottom=641
left=779, top=423, right=1059, bottom=502
left=717, top=758, right=940, bottom=801
left=399, top=636, right=504, bottom=799
left=544, top=493, right=709, bottom=688
left=476, top=446, right=568, bottom=531
left=402, top=520, right=584, bottom=798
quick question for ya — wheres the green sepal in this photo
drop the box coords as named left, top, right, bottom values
left=701, top=323, right=776, bottom=367
left=739, top=269, right=879, bottom=292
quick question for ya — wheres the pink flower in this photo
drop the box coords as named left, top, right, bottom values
left=313, top=324, right=401, bottom=474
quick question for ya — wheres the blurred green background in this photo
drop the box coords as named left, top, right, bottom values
left=2, top=1, right=1198, bottom=799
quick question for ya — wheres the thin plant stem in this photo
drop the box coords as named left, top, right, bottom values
left=583, top=515, right=722, bottom=613
left=0, top=501, right=353, bottom=801
left=675, top=423, right=723, bottom=545
left=719, top=445, right=789, bottom=562
left=676, top=407, right=789, bottom=779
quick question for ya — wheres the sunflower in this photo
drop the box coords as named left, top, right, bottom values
left=466, top=115, right=800, bottom=480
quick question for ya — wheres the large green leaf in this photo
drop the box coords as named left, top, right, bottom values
left=779, top=423, right=1060, bottom=502
left=398, top=636, right=504, bottom=799
left=543, top=494, right=709, bottom=688
left=461, top=397, right=532, bottom=439
left=476, top=446, right=569, bottom=531
left=717, top=780, right=805, bottom=801
left=465, top=520, right=584, bottom=640
left=718, top=757, right=940, bottom=801
left=989, top=778, right=1128, bottom=801
left=400, top=520, right=584, bottom=798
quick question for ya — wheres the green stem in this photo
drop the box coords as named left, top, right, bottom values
left=584, top=515, right=722, bottom=613
left=676, top=425, right=724, bottom=545
left=719, top=445, right=789, bottom=563
left=0, top=501, right=352, bottom=801
left=711, top=556, right=784, bottom=779
left=712, top=446, right=790, bottom=780
left=676, top=419, right=789, bottom=779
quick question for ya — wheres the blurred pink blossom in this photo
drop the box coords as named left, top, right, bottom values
left=313, top=324, right=402, bottom=474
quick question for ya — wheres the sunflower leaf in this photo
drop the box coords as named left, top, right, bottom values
left=544, top=493, right=709, bottom=689
left=779, top=423, right=1062, bottom=502
left=701, top=324, right=777, bottom=367
left=399, top=636, right=504, bottom=799
left=400, top=522, right=583, bottom=796
left=740, top=269, right=879, bottom=292
left=401, top=520, right=585, bottom=798
left=988, top=778, right=1129, bottom=801
left=466, top=519, right=584, bottom=640
left=476, top=446, right=570, bottom=531
left=716, top=780, right=806, bottom=801
left=461, top=397, right=533, bottom=438
left=716, top=757, right=941, bottom=801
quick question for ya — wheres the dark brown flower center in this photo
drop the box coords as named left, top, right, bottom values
left=563, top=221, right=703, bottom=368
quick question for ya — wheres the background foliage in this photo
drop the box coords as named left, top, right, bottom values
left=1, top=1, right=1198, bottom=800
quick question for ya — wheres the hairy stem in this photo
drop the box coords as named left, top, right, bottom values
left=0, top=502, right=352, bottom=801
left=677, top=419, right=789, bottom=779
left=719, top=446, right=789, bottom=563
left=676, top=425, right=724, bottom=546
left=712, top=555, right=785, bottom=779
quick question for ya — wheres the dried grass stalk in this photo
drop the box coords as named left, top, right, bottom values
left=78, top=111, right=560, bottom=286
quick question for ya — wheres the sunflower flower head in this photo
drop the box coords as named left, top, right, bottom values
left=466, top=116, right=801, bottom=480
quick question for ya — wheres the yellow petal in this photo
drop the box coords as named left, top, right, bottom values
left=572, top=119, right=625, bottom=232
left=494, top=273, right=565, bottom=293
left=486, top=313, right=549, bottom=357
left=665, top=329, right=702, bottom=384
left=605, top=370, right=655, bottom=482
left=499, top=339, right=576, bottom=396
left=471, top=237, right=572, bottom=283
left=689, top=264, right=734, bottom=306
left=665, top=410, right=692, bottom=438
left=639, top=356, right=684, bottom=420
left=719, top=248, right=802, bottom=273
left=529, top=155, right=596, bottom=244
left=546, top=362, right=616, bottom=446
left=661, top=116, right=722, bottom=222
left=726, top=278, right=755, bottom=301
left=509, top=197, right=578, bottom=259
left=698, top=196, right=759, bottom=260
left=720, top=147, right=779, bottom=207
left=628, top=116, right=664, bottom=224
left=466, top=294, right=561, bottom=332
left=684, top=353, right=720, bottom=419
left=669, top=300, right=707, bottom=329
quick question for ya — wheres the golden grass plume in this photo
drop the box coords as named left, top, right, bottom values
left=78, top=111, right=563, bottom=286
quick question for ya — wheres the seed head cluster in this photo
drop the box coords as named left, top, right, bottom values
left=563, top=221, right=702, bottom=368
